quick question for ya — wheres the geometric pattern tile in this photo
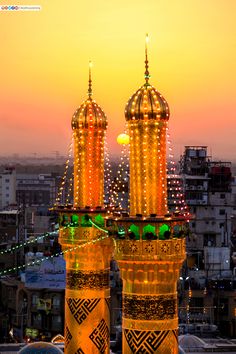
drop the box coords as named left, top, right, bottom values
left=157, top=330, right=179, bottom=354
left=65, top=325, right=72, bottom=348
left=105, top=297, right=110, bottom=311
left=67, top=270, right=110, bottom=290
left=160, top=242, right=170, bottom=254
left=116, top=239, right=185, bottom=259
left=89, top=319, right=109, bottom=353
left=172, top=329, right=178, bottom=343
left=75, top=349, right=85, bottom=354
left=123, top=294, right=177, bottom=321
left=124, top=329, right=169, bottom=354
left=66, top=298, right=100, bottom=325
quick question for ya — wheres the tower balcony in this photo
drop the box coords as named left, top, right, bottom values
left=115, top=238, right=185, bottom=262
left=113, top=214, right=188, bottom=296
left=112, top=213, right=188, bottom=262
left=54, top=205, right=109, bottom=245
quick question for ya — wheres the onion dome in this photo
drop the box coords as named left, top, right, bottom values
left=179, top=346, right=186, bottom=354
left=71, top=62, right=107, bottom=130
left=179, top=334, right=207, bottom=351
left=19, top=342, right=63, bottom=353
left=125, top=35, right=169, bottom=121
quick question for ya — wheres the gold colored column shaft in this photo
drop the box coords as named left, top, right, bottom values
left=60, top=224, right=112, bottom=354
left=115, top=235, right=186, bottom=354
left=119, top=261, right=181, bottom=354
left=73, top=129, right=105, bottom=208
left=129, top=120, right=168, bottom=216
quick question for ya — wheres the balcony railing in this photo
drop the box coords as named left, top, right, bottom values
left=115, top=238, right=186, bottom=261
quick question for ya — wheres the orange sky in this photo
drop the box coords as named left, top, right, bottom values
left=0, top=0, right=235, bottom=161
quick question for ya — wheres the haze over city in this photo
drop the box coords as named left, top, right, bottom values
left=0, top=0, right=235, bottom=160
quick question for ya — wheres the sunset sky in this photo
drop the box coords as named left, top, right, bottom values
left=0, top=0, right=235, bottom=161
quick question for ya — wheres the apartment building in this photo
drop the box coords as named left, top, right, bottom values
left=179, top=146, right=236, bottom=336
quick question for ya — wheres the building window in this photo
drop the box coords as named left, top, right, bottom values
left=32, top=313, right=42, bottom=326
left=32, top=246, right=38, bottom=253
left=52, top=315, right=62, bottom=329
left=5, top=179, right=9, bottom=183
left=220, top=193, right=225, bottom=199
left=190, top=297, right=204, bottom=308
left=213, top=298, right=229, bottom=316
left=32, top=294, right=39, bottom=305
left=8, top=288, right=14, bottom=301
left=52, top=315, right=62, bottom=324
left=203, top=233, right=216, bottom=247
left=219, top=209, right=225, bottom=215
left=52, top=296, right=60, bottom=309
left=24, top=246, right=29, bottom=253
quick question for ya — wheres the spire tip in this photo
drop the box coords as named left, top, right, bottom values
left=145, top=34, right=150, bottom=84
left=88, top=61, right=93, bottom=98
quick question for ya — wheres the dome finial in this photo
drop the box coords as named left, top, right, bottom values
left=145, top=34, right=150, bottom=84
left=88, top=60, right=92, bottom=98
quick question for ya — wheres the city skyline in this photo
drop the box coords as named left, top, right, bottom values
left=0, top=0, right=235, bottom=160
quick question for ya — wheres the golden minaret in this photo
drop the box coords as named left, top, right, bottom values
left=114, top=36, right=187, bottom=353
left=58, top=63, right=112, bottom=353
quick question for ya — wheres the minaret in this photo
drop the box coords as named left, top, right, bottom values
left=72, top=61, right=106, bottom=208
left=127, top=35, right=169, bottom=217
left=114, top=36, right=187, bottom=353
left=58, top=64, right=112, bottom=354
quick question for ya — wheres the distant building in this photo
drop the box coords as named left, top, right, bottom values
left=0, top=166, right=65, bottom=343
left=0, top=209, right=24, bottom=271
left=0, top=206, right=58, bottom=272
left=0, top=168, right=62, bottom=211
left=179, top=146, right=236, bottom=337
left=16, top=174, right=57, bottom=207
left=0, top=168, right=16, bottom=210
left=0, top=277, right=64, bottom=343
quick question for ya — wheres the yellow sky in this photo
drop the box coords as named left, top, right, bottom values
left=0, top=0, right=235, bottom=160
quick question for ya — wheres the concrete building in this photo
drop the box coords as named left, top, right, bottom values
left=0, top=209, right=24, bottom=272
left=16, top=174, right=57, bottom=207
left=179, top=146, right=236, bottom=337
left=0, top=277, right=65, bottom=343
left=0, top=167, right=61, bottom=211
left=0, top=168, right=16, bottom=210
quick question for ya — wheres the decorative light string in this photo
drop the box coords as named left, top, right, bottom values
left=73, top=129, right=80, bottom=206
left=112, top=125, right=130, bottom=210
left=89, top=219, right=109, bottom=234
left=0, top=220, right=109, bottom=276
left=0, top=231, right=58, bottom=256
left=187, top=286, right=192, bottom=325
left=104, top=133, right=114, bottom=207
left=54, top=135, right=73, bottom=206
left=166, top=128, right=190, bottom=217
left=65, top=176, right=73, bottom=205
